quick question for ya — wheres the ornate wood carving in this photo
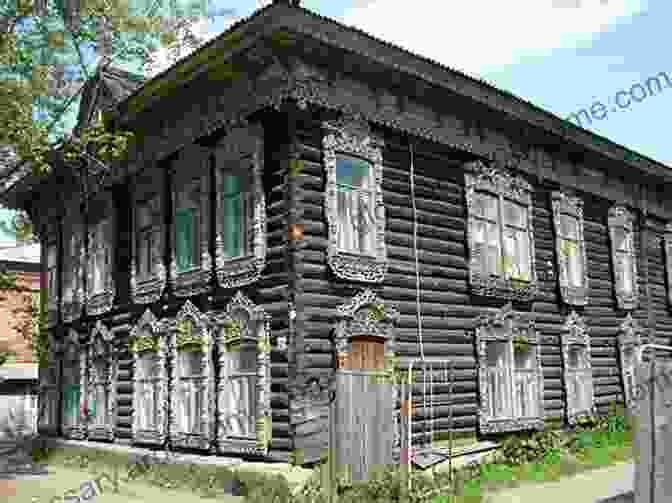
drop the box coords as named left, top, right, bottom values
left=560, top=311, right=595, bottom=425
left=475, top=303, right=545, bottom=434
left=86, top=194, right=116, bottom=316
left=130, top=309, right=169, bottom=445
left=130, top=171, right=167, bottom=305
left=63, top=328, right=87, bottom=439
left=664, top=223, right=672, bottom=307
left=552, top=191, right=589, bottom=306
left=86, top=320, right=117, bottom=440
left=166, top=300, right=215, bottom=450
left=213, top=125, right=267, bottom=290
left=169, top=145, right=213, bottom=297
left=464, top=160, right=538, bottom=301
left=45, top=222, right=59, bottom=328
left=210, top=291, right=272, bottom=456
left=608, top=205, right=639, bottom=310
left=322, top=115, right=388, bottom=283
left=618, top=313, right=645, bottom=410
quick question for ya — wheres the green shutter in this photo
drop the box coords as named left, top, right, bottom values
left=336, top=156, right=369, bottom=191
left=222, top=175, right=241, bottom=257
left=63, top=383, right=80, bottom=421
left=175, top=208, right=193, bottom=272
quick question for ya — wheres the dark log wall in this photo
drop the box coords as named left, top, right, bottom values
left=290, top=108, right=672, bottom=448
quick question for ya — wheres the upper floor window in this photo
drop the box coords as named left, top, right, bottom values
left=323, top=116, right=387, bottom=283
left=465, top=161, right=537, bottom=301
left=608, top=205, right=638, bottom=310
left=552, top=192, right=589, bottom=305
left=62, top=209, right=84, bottom=323
left=131, top=168, right=166, bottom=305
left=475, top=303, right=544, bottom=434
left=170, top=145, right=212, bottom=297
left=213, top=124, right=266, bottom=289
left=87, top=194, right=115, bottom=315
left=47, top=243, right=57, bottom=302
left=665, top=223, right=672, bottom=306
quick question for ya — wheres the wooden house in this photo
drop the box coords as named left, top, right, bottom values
left=2, top=0, right=672, bottom=471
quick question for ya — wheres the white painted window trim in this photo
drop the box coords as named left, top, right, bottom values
left=664, top=223, right=672, bottom=306
left=476, top=303, right=544, bottom=434
left=38, top=332, right=61, bottom=433
left=169, top=144, right=212, bottom=297
left=166, top=300, right=215, bottom=450
left=464, top=160, right=538, bottom=301
left=618, top=313, right=644, bottom=411
left=130, top=309, right=169, bottom=445
left=552, top=191, right=589, bottom=306
left=323, top=115, right=387, bottom=283
left=608, top=205, right=638, bottom=310
left=131, top=169, right=167, bottom=305
left=86, top=320, right=117, bottom=440
left=213, top=124, right=267, bottom=290
left=561, top=311, right=595, bottom=425
left=45, top=231, right=59, bottom=328
left=209, top=291, right=272, bottom=456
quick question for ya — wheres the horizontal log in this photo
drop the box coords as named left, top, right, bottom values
left=396, top=342, right=475, bottom=356
left=386, top=231, right=466, bottom=256
left=387, top=218, right=466, bottom=243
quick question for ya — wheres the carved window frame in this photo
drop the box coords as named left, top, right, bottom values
left=86, top=320, right=117, bottom=441
left=608, top=205, right=639, bottom=310
left=210, top=291, right=272, bottom=456
left=323, top=116, right=387, bottom=283
left=618, top=313, right=644, bottom=411
left=130, top=308, right=169, bottom=445
left=62, top=328, right=87, bottom=439
left=464, top=161, right=538, bottom=301
left=213, top=124, right=267, bottom=290
left=38, top=332, right=61, bottom=434
left=62, top=202, right=85, bottom=323
left=561, top=311, right=595, bottom=425
left=131, top=169, right=167, bottom=304
left=552, top=192, right=589, bottom=306
left=664, top=223, right=672, bottom=306
left=334, top=290, right=399, bottom=454
left=86, top=193, right=116, bottom=315
left=166, top=300, right=215, bottom=450
left=169, top=145, right=213, bottom=297
left=475, top=303, right=545, bottom=434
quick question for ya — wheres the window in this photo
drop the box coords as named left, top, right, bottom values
left=87, top=198, right=115, bottom=316
left=131, top=176, right=166, bottom=305
left=552, top=192, right=589, bottom=305
left=213, top=291, right=272, bottom=455
left=87, top=321, right=116, bottom=440
left=130, top=309, right=168, bottom=445
left=213, top=124, right=266, bottom=289
left=608, top=205, right=638, bottom=310
left=62, top=215, right=83, bottom=323
left=561, top=311, right=595, bottom=425
left=168, top=301, right=214, bottom=450
left=336, top=156, right=376, bottom=255
left=170, top=145, right=212, bottom=297
left=618, top=313, right=644, bottom=411
left=664, top=223, right=672, bottom=306
left=46, top=241, right=58, bottom=327
left=61, top=330, right=85, bottom=439
left=323, top=116, right=387, bottom=283
left=465, top=161, right=537, bottom=301
left=38, top=333, right=60, bottom=434
left=476, top=303, right=544, bottom=434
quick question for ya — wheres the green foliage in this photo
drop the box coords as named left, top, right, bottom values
left=495, top=429, right=563, bottom=466
left=511, top=334, right=529, bottom=353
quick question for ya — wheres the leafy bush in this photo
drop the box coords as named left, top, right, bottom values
left=495, top=429, right=562, bottom=466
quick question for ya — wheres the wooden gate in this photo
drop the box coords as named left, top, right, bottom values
left=334, top=335, right=395, bottom=483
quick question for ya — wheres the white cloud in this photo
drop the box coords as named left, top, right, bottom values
left=339, top=0, right=647, bottom=78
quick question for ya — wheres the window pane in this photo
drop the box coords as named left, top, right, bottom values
left=358, top=190, right=376, bottom=255
left=486, top=222, right=500, bottom=275
left=336, top=156, right=370, bottom=190
left=222, top=174, right=242, bottom=258
left=503, top=200, right=526, bottom=228
left=473, top=193, right=498, bottom=221
left=175, top=208, right=194, bottom=271
left=514, top=346, right=534, bottom=369
left=568, top=247, right=584, bottom=287
left=613, top=227, right=629, bottom=252
left=617, top=253, right=634, bottom=293
left=179, top=350, right=203, bottom=378
left=138, top=351, right=159, bottom=379
left=560, top=214, right=579, bottom=239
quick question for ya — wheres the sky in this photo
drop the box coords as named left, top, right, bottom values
left=149, top=0, right=667, bottom=168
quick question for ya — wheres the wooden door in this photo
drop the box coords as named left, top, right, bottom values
left=335, top=336, right=394, bottom=483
